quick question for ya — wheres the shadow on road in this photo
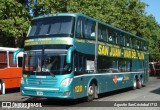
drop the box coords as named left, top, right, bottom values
left=23, top=97, right=124, bottom=107
left=6, top=88, right=20, bottom=94
left=157, top=76, right=160, bottom=79
left=23, top=97, right=89, bottom=107
left=98, top=87, right=133, bottom=99
left=150, top=88, right=160, bottom=95
left=22, top=87, right=136, bottom=107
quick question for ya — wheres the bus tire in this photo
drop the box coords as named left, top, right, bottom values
left=133, top=78, right=137, bottom=90
left=137, top=78, right=142, bottom=89
left=0, top=80, right=5, bottom=95
left=87, top=83, right=96, bottom=101
left=141, top=77, right=144, bottom=87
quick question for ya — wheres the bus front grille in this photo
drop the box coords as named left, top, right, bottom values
left=27, top=79, right=57, bottom=85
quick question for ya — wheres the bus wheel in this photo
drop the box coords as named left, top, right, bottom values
left=137, top=78, right=142, bottom=89
left=0, top=81, right=5, bottom=95
left=133, top=78, right=137, bottom=90
left=141, top=78, right=144, bottom=87
left=87, top=83, right=96, bottom=101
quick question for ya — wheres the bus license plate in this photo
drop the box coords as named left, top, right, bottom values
left=37, top=91, right=43, bottom=96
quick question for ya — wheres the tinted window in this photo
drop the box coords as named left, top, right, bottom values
left=108, top=28, right=117, bottom=44
left=83, top=19, right=96, bottom=39
left=9, top=52, right=17, bottom=67
left=97, top=56, right=118, bottom=73
left=118, top=60, right=131, bottom=72
left=117, top=33, right=124, bottom=46
left=125, top=35, right=131, bottom=47
left=132, top=38, right=137, bottom=49
left=76, top=18, right=83, bottom=38
left=28, top=16, right=75, bottom=37
left=24, top=50, right=71, bottom=75
left=98, top=24, right=108, bottom=41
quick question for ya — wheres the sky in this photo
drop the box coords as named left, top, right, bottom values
left=140, top=0, right=160, bottom=24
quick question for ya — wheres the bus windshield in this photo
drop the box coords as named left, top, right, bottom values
left=24, top=49, right=71, bottom=75
left=28, top=16, right=75, bottom=37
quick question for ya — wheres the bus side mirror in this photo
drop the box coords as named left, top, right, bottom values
left=66, top=46, right=75, bottom=64
left=13, top=49, right=23, bottom=64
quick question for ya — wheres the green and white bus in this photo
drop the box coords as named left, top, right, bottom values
left=21, top=13, right=149, bottom=101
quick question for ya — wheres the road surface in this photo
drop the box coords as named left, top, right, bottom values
left=0, top=76, right=160, bottom=110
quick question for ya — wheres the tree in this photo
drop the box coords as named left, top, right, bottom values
left=144, top=15, right=160, bottom=61
left=0, top=0, right=30, bottom=47
left=0, top=0, right=159, bottom=61
left=27, top=0, right=68, bottom=17
left=67, top=0, right=160, bottom=61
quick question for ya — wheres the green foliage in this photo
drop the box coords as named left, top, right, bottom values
left=29, top=0, right=68, bottom=16
left=144, top=15, right=160, bottom=61
left=67, top=0, right=160, bottom=61
left=0, top=0, right=30, bottom=47
left=0, top=0, right=159, bottom=61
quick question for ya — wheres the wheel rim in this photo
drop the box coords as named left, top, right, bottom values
left=139, top=79, right=142, bottom=86
left=0, top=83, right=1, bottom=91
left=141, top=78, right=143, bottom=85
left=0, top=82, right=5, bottom=94
left=133, top=79, right=137, bottom=88
left=88, top=86, right=94, bottom=95
left=139, top=78, right=143, bottom=87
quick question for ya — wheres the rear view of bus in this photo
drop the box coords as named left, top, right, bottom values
left=0, top=47, right=23, bottom=94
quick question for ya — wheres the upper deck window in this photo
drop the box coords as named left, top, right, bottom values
left=76, top=17, right=84, bottom=38
left=125, top=35, right=131, bottom=47
left=98, top=24, right=108, bottom=41
left=117, top=33, right=124, bottom=46
left=84, top=19, right=96, bottom=39
left=108, top=28, right=117, bottom=44
left=28, top=16, right=75, bottom=37
left=76, top=18, right=96, bottom=39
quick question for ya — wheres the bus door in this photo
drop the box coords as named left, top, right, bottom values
left=73, top=53, right=85, bottom=98
left=16, top=52, right=23, bottom=68
left=113, top=60, right=124, bottom=90
left=117, top=59, right=132, bottom=89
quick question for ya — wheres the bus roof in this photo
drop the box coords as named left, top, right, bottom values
left=0, top=47, right=19, bottom=52
left=33, top=13, right=146, bottom=41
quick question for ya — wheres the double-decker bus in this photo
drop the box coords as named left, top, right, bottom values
left=0, top=47, right=23, bottom=94
left=20, top=13, right=149, bottom=101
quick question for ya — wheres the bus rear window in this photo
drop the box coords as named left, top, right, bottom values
left=0, top=52, right=7, bottom=69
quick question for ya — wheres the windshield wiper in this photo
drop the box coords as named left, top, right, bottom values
left=49, top=71, right=55, bottom=77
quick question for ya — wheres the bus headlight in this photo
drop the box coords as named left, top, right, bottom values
left=60, top=78, right=73, bottom=86
left=21, top=77, right=24, bottom=84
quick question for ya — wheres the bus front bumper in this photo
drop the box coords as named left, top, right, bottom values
left=21, top=86, right=74, bottom=99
